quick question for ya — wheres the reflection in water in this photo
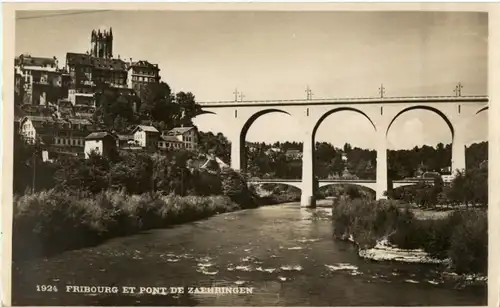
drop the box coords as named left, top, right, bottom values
left=12, top=204, right=486, bottom=306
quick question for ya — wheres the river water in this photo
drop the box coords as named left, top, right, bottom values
left=12, top=203, right=486, bottom=306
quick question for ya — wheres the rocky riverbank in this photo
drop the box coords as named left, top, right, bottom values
left=330, top=196, right=487, bottom=287
left=337, top=234, right=487, bottom=288
left=358, top=239, right=447, bottom=264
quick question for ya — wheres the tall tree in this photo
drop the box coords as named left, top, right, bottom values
left=175, top=91, right=201, bottom=127
left=140, top=82, right=174, bottom=125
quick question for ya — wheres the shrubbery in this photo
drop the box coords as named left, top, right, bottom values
left=331, top=198, right=487, bottom=274
left=13, top=190, right=240, bottom=260
left=390, top=168, right=488, bottom=208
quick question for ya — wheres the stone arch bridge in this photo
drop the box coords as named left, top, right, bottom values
left=198, top=95, right=488, bottom=207
left=246, top=178, right=435, bottom=193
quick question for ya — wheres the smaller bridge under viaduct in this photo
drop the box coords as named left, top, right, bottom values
left=247, top=178, right=434, bottom=195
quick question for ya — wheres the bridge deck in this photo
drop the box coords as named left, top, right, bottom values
left=199, top=95, right=488, bottom=107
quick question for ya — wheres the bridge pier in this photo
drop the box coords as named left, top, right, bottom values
left=451, top=125, right=466, bottom=174
left=301, top=130, right=316, bottom=208
left=300, top=194, right=316, bottom=208
left=230, top=133, right=243, bottom=171
left=376, top=130, right=388, bottom=200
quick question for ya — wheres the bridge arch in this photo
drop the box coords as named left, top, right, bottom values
left=196, top=110, right=217, bottom=116
left=312, top=107, right=377, bottom=182
left=312, top=107, right=377, bottom=138
left=386, top=106, right=455, bottom=139
left=248, top=181, right=302, bottom=191
left=476, top=106, right=488, bottom=115
left=239, top=109, right=293, bottom=171
left=318, top=182, right=376, bottom=193
left=319, top=183, right=376, bottom=200
left=240, top=109, right=291, bottom=141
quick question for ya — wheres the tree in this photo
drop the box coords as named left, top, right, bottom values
left=140, top=82, right=174, bottom=125
left=108, top=152, right=154, bottom=194
left=220, top=167, right=254, bottom=207
left=94, top=90, right=137, bottom=131
left=54, top=152, right=111, bottom=194
left=175, top=91, right=201, bottom=127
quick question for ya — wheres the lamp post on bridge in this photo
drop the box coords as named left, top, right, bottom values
left=305, top=86, right=314, bottom=100
left=233, top=88, right=240, bottom=102
left=378, top=84, right=386, bottom=98
left=453, top=82, right=463, bottom=97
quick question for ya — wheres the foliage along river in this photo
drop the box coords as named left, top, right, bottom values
left=12, top=203, right=486, bottom=306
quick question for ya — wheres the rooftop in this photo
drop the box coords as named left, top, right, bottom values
left=66, top=53, right=128, bottom=71
left=22, top=115, right=57, bottom=123
left=169, top=126, right=195, bottom=135
left=85, top=131, right=117, bottom=140
left=15, top=54, right=57, bottom=68
left=67, top=118, right=92, bottom=125
left=129, top=60, right=159, bottom=70
left=134, top=125, right=159, bottom=133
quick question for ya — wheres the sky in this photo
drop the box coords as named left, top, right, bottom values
left=15, top=10, right=488, bottom=149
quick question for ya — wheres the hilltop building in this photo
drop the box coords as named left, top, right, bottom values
left=16, top=27, right=161, bottom=121
left=14, top=54, right=70, bottom=106
left=90, top=28, right=113, bottom=59
left=127, top=60, right=161, bottom=101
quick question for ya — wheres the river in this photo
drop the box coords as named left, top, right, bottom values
left=12, top=203, right=486, bottom=306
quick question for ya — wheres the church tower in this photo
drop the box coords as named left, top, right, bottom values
left=90, top=27, right=113, bottom=58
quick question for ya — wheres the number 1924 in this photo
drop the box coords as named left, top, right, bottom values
left=36, top=285, right=58, bottom=292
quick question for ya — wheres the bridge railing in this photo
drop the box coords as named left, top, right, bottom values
left=198, top=95, right=488, bottom=106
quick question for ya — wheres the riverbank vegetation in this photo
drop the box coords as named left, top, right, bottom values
left=331, top=196, right=487, bottom=275
left=13, top=138, right=262, bottom=259
left=13, top=191, right=241, bottom=259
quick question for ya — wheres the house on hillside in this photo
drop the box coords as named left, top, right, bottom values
left=158, top=135, right=184, bottom=150
left=84, top=131, right=118, bottom=159
left=52, top=118, right=93, bottom=155
left=163, top=126, right=198, bottom=151
left=132, top=125, right=160, bottom=148
left=19, top=115, right=59, bottom=144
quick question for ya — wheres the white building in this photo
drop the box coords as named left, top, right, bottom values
left=158, top=135, right=184, bottom=150
left=19, top=115, right=57, bottom=144
left=131, top=125, right=160, bottom=148
left=84, top=131, right=118, bottom=159
left=163, top=126, right=198, bottom=151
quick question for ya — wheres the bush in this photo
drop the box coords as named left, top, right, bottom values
left=220, top=167, right=256, bottom=208
left=448, top=210, right=488, bottom=274
left=332, top=198, right=409, bottom=248
left=13, top=189, right=240, bottom=260
left=331, top=197, right=488, bottom=274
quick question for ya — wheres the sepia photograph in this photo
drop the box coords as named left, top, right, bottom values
left=4, top=6, right=491, bottom=306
